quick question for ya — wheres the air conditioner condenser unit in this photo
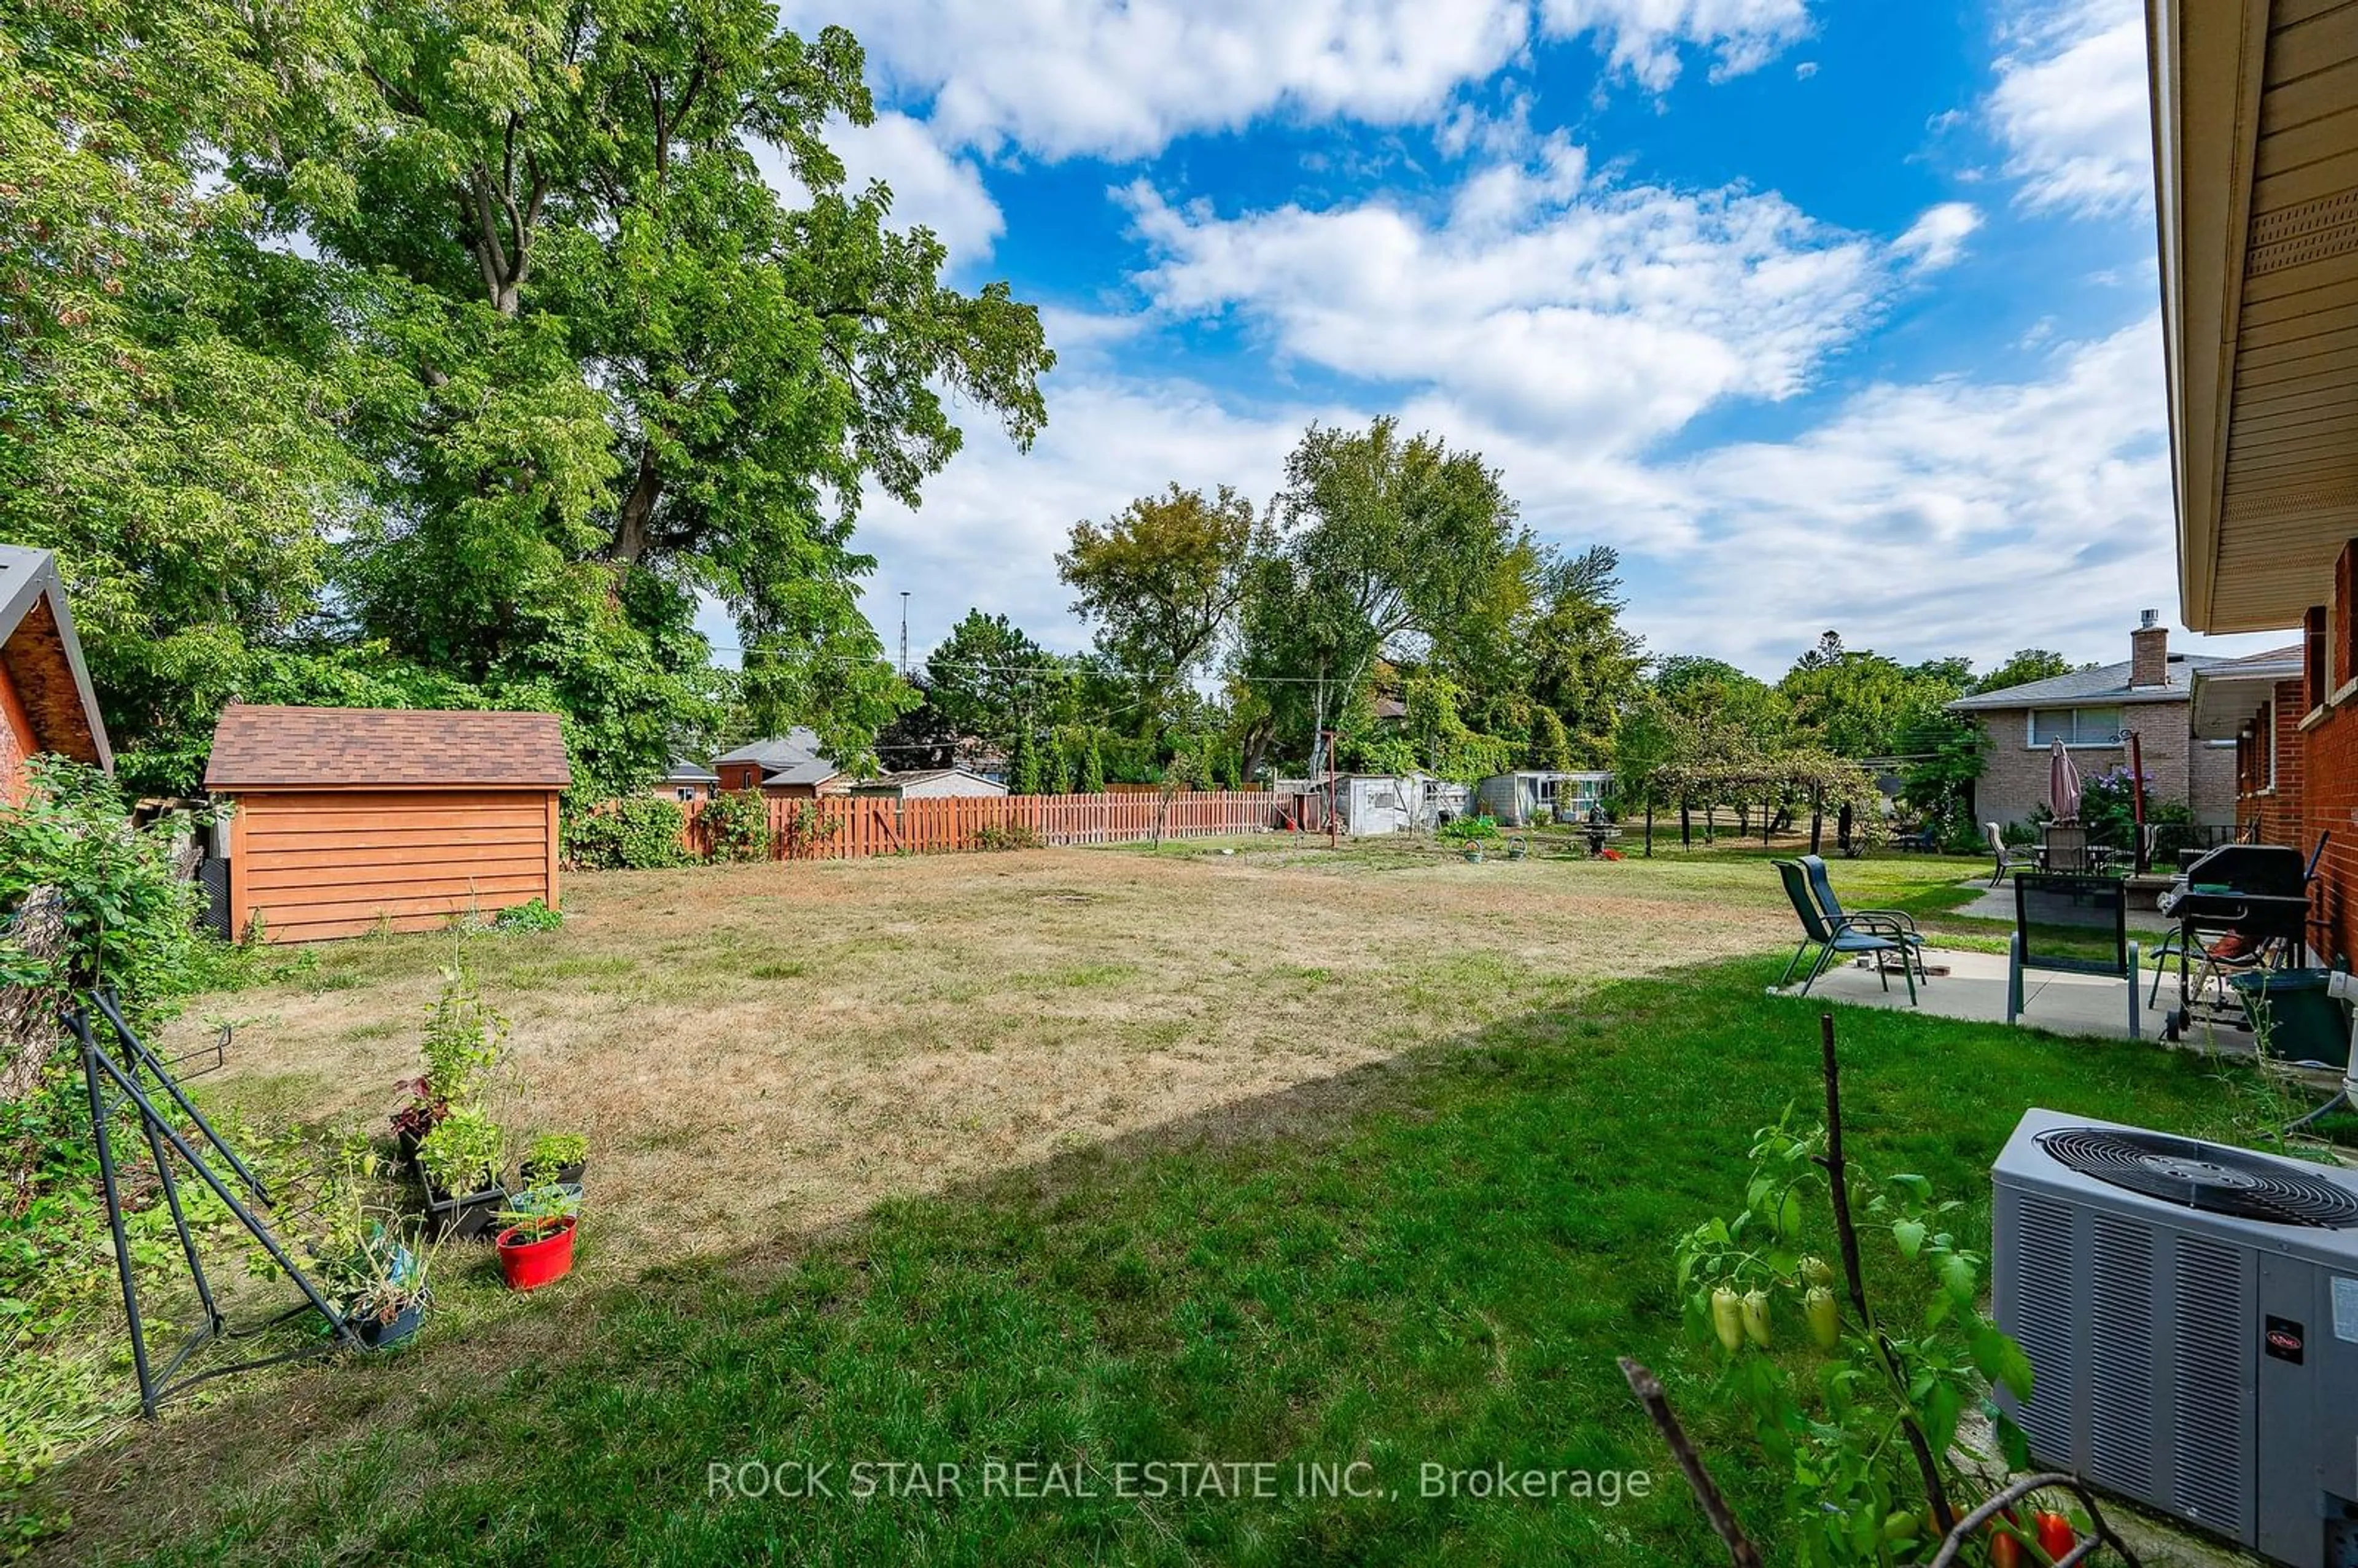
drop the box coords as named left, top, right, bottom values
left=1992, top=1108, right=2358, bottom=1567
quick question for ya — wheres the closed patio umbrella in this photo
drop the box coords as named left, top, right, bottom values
left=2048, top=737, right=2081, bottom=823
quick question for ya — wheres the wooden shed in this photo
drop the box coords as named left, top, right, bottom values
left=0, top=545, right=112, bottom=806
left=204, top=705, right=570, bottom=942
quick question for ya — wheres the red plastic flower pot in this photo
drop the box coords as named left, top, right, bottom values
left=496, top=1215, right=577, bottom=1291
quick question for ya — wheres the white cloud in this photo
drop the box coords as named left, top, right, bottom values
left=1986, top=0, right=2153, bottom=217
left=1119, top=142, right=1920, bottom=454
left=785, top=0, right=1815, bottom=163
left=1627, top=320, right=2190, bottom=670
left=847, top=373, right=1320, bottom=657
left=1541, top=0, right=1813, bottom=90
left=1893, top=201, right=1982, bottom=271
left=752, top=111, right=1005, bottom=266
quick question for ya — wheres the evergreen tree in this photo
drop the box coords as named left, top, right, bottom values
left=1078, top=732, right=1108, bottom=794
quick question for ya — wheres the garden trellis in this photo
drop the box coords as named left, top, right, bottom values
left=1649, top=750, right=1887, bottom=855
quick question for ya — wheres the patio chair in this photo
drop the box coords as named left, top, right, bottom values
left=1984, top=823, right=2036, bottom=887
left=1774, top=860, right=1918, bottom=1004
left=2007, top=873, right=2139, bottom=1039
left=1799, top=855, right=1928, bottom=983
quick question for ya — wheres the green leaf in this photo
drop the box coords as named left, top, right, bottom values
left=1892, top=1218, right=1926, bottom=1258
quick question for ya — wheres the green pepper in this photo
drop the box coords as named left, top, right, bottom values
left=1740, top=1288, right=1772, bottom=1348
left=1710, top=1287, right=1745, bottom=1353
left=1804, top=1285, right=1840, bottom=1351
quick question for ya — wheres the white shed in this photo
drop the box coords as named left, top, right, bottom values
left=1473, top=770, right=1611, bottom=827
left=850, top=767, right=1008, bottom=801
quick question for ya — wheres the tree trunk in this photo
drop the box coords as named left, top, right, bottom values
left=0, top=890, right=66, bottom=1103
left=611, top=443, right=663, bottom=564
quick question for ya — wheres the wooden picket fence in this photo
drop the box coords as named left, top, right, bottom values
left=681, top=790, right=1291, bottom=861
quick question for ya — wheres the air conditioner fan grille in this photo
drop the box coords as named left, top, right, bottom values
left=2036, top=1128, right=2358, bottom=1228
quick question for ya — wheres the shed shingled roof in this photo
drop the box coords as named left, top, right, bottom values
left=204, top=705, right=572, bottom=790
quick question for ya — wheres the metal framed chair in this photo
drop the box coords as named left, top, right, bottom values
left=1775, top=860, right=1918, bottom=1003
left=1799, top=855, right=1928, bottom=982
left=1985, top=822, right=2037, bottom=886
left=2008, top=873, right=2139, bottom=1039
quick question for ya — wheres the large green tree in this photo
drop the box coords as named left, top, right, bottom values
left=1058, top=482, right=1258, bottom=731
left=1241, top=418, right=1525, bottom=767
left=263, top=4, right=1049, bottom=787
left=0, top=0, right=386, bottom=790
left=3, top=1, right=1052, bottom=794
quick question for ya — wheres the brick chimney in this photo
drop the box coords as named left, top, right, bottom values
left=2129, top=608, right=2169, bottom=689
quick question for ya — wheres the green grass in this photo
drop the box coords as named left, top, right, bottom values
left=44, top=956, right=2271, bottom=1566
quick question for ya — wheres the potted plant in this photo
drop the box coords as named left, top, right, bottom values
left=495, top=1182, right=580, bottom=1292
left=389, top=968, right=510, bottom=1161
left=416, top=1106, right=507, bottom=1241
left=521, top=1131, right=587, bottom=1189
left=346, top=1235, right=433, bottom=1349
left=303, top=1146, right=435, bottom=1349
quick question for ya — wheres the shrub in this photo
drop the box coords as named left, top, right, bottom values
left=1436, top=813, right=1502, bottom=846
left=493, top=899, right=564, bottom=932
left=1, top=758, right=212, bottom=1040
left=975, top=822, right=1043, bottom=852
left=564, top=797, right=690, bottom=870
left=702, top=789, right=771, bottom=861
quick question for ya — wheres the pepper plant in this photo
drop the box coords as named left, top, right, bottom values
left=1671, top=1106, right=2041, bottom=1566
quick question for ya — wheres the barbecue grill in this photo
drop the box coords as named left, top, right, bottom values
left=2154, top=837, right=2324, bottom=1040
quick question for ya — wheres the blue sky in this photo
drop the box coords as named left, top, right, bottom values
left=745, top=0, right=2282, bottom=680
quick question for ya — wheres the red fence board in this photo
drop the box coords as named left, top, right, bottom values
left=679, top=791, right=1287, bottom=861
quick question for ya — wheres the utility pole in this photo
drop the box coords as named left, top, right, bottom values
left=899, top=591, right=911, bottom=678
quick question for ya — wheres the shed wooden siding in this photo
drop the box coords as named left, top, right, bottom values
left=0, top=659, right=32, bottom=807
left=227, top=788, right=560, bottom=942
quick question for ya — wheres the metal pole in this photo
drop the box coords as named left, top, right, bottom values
left=899, top=591, right=911, bottom=678
left=76, top=1017, right=157, bottom=1416
left=82, top=1038, right=355, bottom=1356
left=143, top=1113, right=223, bottom=1332
left=93, top=990, right=266, bottom=1201
left=2128, top=729, right=2149, bottom=874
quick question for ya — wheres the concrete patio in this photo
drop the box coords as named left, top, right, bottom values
left=1950, top=878, right=2173, bottom=932
left=1773, top=946, right=2256, bottom=1051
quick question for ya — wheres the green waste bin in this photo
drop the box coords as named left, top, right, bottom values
left=2229, top=971, right=2352, bottom=1069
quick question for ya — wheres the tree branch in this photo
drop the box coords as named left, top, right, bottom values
left=1619, top=1358, right=1764, bottom=1568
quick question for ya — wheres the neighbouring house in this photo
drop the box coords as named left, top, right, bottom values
left=653, top=756, right=718, bottom=803
left=2187, top=646, right=2306, bottom=852
left=204, top=705, right=569, bottom=942
left=1473, top=769, right=1612, bottom=828
left=711, top=729, right=849, bottom=798
left=0, top=545, right=111, bottom=806
left=1942, top=613, right=2235, bottom=830
left=2149, top=0, right=2358, bottom=968
left=850, top=767, right=1007, bottom=801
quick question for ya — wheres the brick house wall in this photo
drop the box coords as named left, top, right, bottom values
left=2297, top=541, right=2358, bottom=968
left=1967, top=702, right=2231, bottom=828
left=2232, top=677, right=2306, bottom=848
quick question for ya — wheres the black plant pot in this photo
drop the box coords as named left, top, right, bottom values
left=355, top=1303, right=422, bottom=1350
left=427, top=1184, right=508, bottom=1243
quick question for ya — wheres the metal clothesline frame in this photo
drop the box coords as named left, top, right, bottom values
left=66, top=990, right=360, bottom=1418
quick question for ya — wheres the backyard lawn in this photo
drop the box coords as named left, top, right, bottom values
left=27, top=843, right=2265, bottom=1563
